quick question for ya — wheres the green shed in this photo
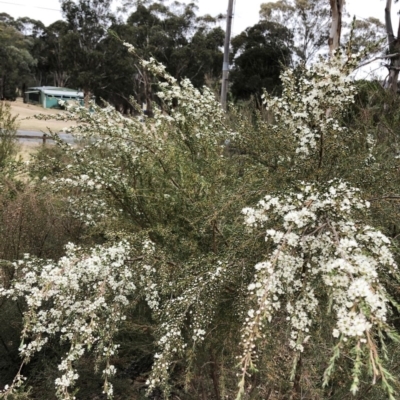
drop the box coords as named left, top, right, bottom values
left=24, top=86, right=84, bottom=109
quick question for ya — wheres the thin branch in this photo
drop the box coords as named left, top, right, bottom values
left=368, top=195, right=400, bottom=202
left=356, top=52, right=400, bottom=70
left=384, top=64, right=400, bottom=71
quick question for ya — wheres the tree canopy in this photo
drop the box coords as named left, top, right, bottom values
left=230, top=20, right=293, bottom=101
left=0, top=20, right=36, bottom=100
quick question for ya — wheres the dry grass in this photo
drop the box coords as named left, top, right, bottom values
left=16, top=142, right=43, bottom=161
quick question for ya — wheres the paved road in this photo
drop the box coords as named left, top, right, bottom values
left=17, top=130, right=75, bottom=144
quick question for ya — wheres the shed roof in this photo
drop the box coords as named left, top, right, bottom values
left=26, top=86, right=84, bottom=97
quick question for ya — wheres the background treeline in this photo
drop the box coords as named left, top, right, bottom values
left=0, top=0, right=286, bottom=111
left=0, top=0, right=224, bottom=110
left=2, top=0, right=385, bottom=111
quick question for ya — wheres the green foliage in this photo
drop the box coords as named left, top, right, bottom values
left=60, top=0, right=115, bottom=102
left=3, top=3, right=400, bottom=400
left=0, top=50, right=399, bottom=400
left=230, top=21, right=293, bottom=101
left=0, top=22, right=36, bottom=100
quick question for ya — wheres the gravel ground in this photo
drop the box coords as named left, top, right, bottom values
left=7, top=98, right=77, bottom=160
left=9, top=97, right=76, bottom=132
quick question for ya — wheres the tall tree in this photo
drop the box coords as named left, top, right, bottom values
left=60, top=0, right=115, bottom=104
left=260, top=0, right=330, bottom=64
left=0, top=22, right=36, bottom=99
left=103, top=1, right=223, bottom=115
left=14, top=17, right=45, bottom=38
left=328, top=0, right=345, bottom=54
left=41, top=21, right=70, bottom=87
left=0, top=12, right=16, bottom=26
left=230, top=21, right=293, bottom=101
left=385, top=0, right=400, bottom=93
left=13, top=18, right=49, bottom=86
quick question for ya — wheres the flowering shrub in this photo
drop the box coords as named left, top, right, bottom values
left=263, top=56, right=358, bottom=158
left=240, top=181, right=399, bottom=398
left=0, top=101, right=18, bottom=171
left=1, top=47, right=400, bottom=400
left=0, top=241, right=136, bottom=399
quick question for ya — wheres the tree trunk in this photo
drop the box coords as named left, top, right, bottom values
left=84, top=88, right=92, bottom=108
left=385, top=0, right=400, bottom=93
left=143, top=71, right=153, bottom=118
left=0, top=76, right=4, bottom=100
left=54, top=72, right=68, bottom=88
left=328, top=0, right=344, bottom=55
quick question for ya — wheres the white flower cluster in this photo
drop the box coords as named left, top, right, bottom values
left=44, top=170, right=117, bottom=227
left=139, top=241, right=160, bottom=312
left=263, top=55, right=357, bottom=157
left=0, top=241, right=135, bottom=399
left=154, top=77, right=226, bottom=143
left=240, top=180, right=397, bottom=391
left=123, top=46, right=230, bottom=145
left=64, top=195, right=112, bottom=227
left=34, top=102, right=150, bottom=228
left=144, top=260, right=228, bottom=394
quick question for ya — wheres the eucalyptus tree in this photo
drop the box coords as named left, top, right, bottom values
left=13, top=17, right=50, bottom=86
left=260, top=0, right=331, bottom=64
left=14, top=17, right=45, bottom=38
left=328, top=0, right=345, bottom=54
left=230, top=20, right=293, bottom=101
left=0, top=22, right=36, bottom=99
left=0, top=15, right=69, bottom=88
left=104, top=1, right=223, bottom=115
left=41, top=21, right=71, bottom=87
left=385, top=0, right=400, bottom=93
left=0, top=12, right=15, bottom=26
left=60, top=0, right=115, bottom=105
left=260, top=0, right=384, bottom=65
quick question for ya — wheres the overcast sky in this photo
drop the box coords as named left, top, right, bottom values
left=0, top=0, right=394, bottom=34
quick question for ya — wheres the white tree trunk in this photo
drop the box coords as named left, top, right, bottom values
left=385, top=0, right=400, bottom=93
left=328, top=0, right=345, bottom=55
